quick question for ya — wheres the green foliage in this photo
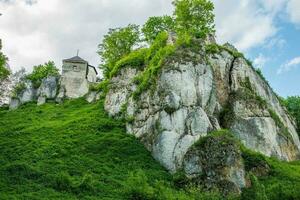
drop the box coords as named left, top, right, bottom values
left=0, top=39, right=10, bottom=80
left=193, top=129, right=235, bottom=148
left=173, top=0, right=215, bottom=39
left=98, top=24, right=141, bottom=78
left=132, top=44, right=175, bottom=100
left=109, top=48, right=148, bottom=78
left=123, top=170, right=225, bottom=200
left=26, top=61, right=59, bottom=88
left=142, top=16, right=175, bottom=43
left=241, top=148, right=267, bottom=171
left=145, top=32, right=170, bottom=61
left=12, top=82, right=26, bottom=98
left=284, top=96, right=300, bottom=134
left=205, top=43, right=220, bottom=54
left=242, top=174, right=268, bottom=200
left=123, top=170, right=156, bottom=200
left=268, top=109, right=292, bottom=140
left=89, top=79, right=109, bottom=93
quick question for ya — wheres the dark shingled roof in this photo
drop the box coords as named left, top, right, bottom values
left=63, top=56, right=88, bottom=64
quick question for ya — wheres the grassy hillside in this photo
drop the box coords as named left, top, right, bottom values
left=1, top=99, right=300, bottom=200
left=0, top=99, right=173, bottom=199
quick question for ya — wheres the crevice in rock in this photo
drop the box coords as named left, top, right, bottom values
left=228, top=57, right=237, bottom=91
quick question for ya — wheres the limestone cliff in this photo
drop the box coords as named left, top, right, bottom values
left=104, top=39, right=300, bottom=192
left=0, top=68, right=26, bottom=107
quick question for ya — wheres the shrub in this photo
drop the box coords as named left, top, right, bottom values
left=284, top=96, right=300, bottom=135
left=26, top=61, right=59, bottom=88
left=0, top=40, right=10, bottom=80
left=109, top=48, right=148, bottom=78
left=132, top=44, right=175, bottom=100
left=12, top=82, right=26, bottom=98
left=123, top=170, right=156, bottom=200
left=241, top=174, right=268, bottom=200
left=205, top=43, right=220, bottom=54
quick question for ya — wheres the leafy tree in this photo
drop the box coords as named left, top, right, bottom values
left=98, top=24, right=140, bottom=78
left=142, top=16, right=175, bottom=43
left=173, top=0, right=215, bottom=39
left=26, top=61, right=59, bottom=88
left=0, top=39, right=10, bottom=80
left=284, top=96, right=300, bottom=134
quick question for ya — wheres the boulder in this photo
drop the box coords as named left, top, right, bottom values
left=9, top=98, right=21, bottom=110
left=37, top=76, right=58, bottom=100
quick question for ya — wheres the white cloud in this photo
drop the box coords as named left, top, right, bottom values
left=213, top=0, right=281, bottom=51
left=264, top=37, right=286, bottom=49
left=287, top=0, right=300, bottom=24
left=277, top=56, right=300, bottom=74
left=0, top=0, right=287, bottom=73
left=0, top=0, right=174, bottom=72
left=254, top=54, right=269, bottom=68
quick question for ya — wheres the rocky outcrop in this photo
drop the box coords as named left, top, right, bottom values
left=0, top=68, right=26, bottom=107
left=104, top=40, right=300, bottom=192
left=9, top=76, right=59, bottom=109
left=183, top=131, right=246, bottom=194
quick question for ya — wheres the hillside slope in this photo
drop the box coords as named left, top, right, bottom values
left=1, top=99, right=300, bottom=199
left=0, top=99, right=173, bottom=199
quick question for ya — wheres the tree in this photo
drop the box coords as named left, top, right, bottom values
left=26, top=61, right=59, bottom=88
left=142, top=16, right=175, bottom=43
left=173, top=0, right=215, bottom=39
left=284, top=96, right=300, bottom=135
left=0, top=39, right=10, bottom=80
left=98, top=24, right=140, bottom=78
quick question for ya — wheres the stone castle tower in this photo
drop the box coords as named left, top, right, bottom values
left=60, top=55, right=97, bottom=98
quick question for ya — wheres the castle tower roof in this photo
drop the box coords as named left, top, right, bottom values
left=63, top=56, right=88, bottom=64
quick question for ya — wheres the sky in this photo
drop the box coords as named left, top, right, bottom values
left=0, top=0, right=300, bottom=97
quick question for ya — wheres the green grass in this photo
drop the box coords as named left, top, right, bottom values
left=0, top=99, right=174, bottom=199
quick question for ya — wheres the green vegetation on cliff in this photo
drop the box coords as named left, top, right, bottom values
left=284, top=96, right=300, bottom=135
left=26, top=61, right=59, bottom=88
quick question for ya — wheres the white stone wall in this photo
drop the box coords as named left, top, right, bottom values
left=87, top=66, right=97, bottom=83
left=61, top=61, right=89, bottom=98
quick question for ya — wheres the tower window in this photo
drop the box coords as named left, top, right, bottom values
left=73, top=65, right=80, bottom=72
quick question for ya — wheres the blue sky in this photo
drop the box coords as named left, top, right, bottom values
left=0, top=0, right=299, bottom=97
left=248, top=21, right=300, bottom=97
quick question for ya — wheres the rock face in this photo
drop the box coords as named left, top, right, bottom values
left=104, top=41, right=300, bottom=192
left=9, top=76, right=59, bottom=109
left=183, top=132, right=246, bottom=193
left=0, top=77, right=13, bottom=106
left=0, top=67, right=25, bottom=107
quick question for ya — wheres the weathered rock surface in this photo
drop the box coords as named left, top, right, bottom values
left=105, top=68, right=140, bottom=116
left=104, top=41, right=300, bottom=192
left=37, top=76, right=59, bottom=100
left=0, top=67, right=26, bottom=107
left=183, top=132, right=246, bottom=194
left=9, top=76, right=59, bottom=109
